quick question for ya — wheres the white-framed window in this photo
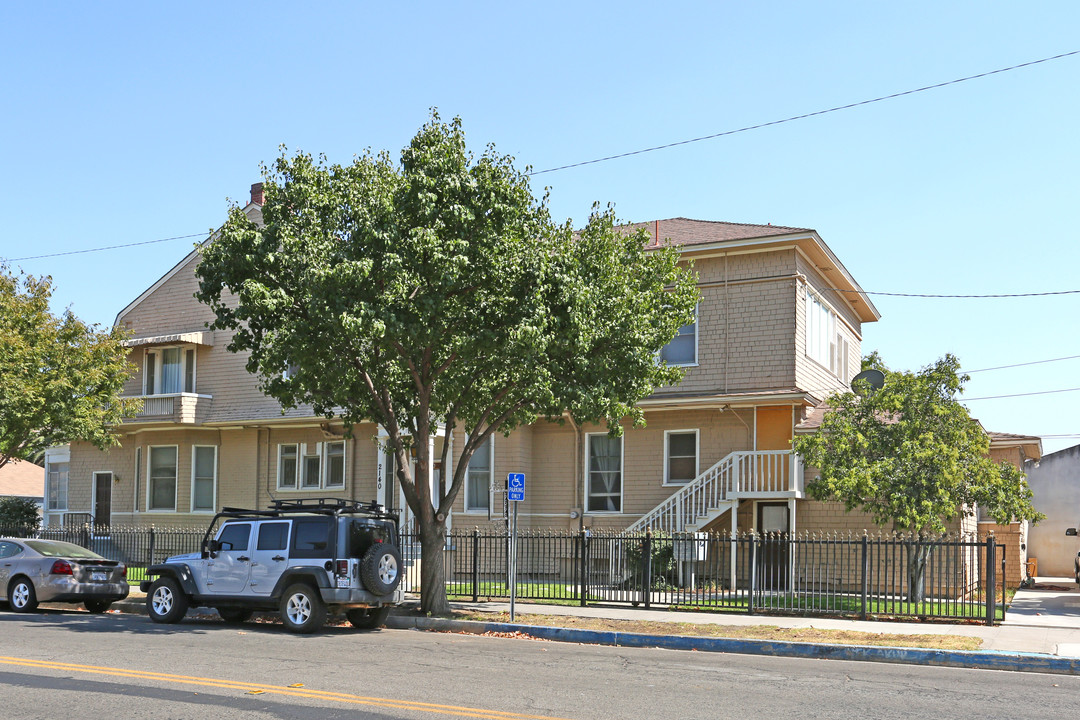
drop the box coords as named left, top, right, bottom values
left=465, top=435, right=493, bottom=513
left=278, top=444, right=299, bottom=489
left=664, top=430, right=699, bottom=485
left=586, top=433, right=623, bottom=513
left=144, top=346, right=196, bottom=395
left=660, top=305, right=697, bottom=366
left=832, top=333, right=850, bottom=382
left=278, top=441, right=346, bottom=491
left=147, top=445, right=178, bottom=511
left=133, top=447, right=142, bottom=513
left=805, top=292, right=836, bottom=369
left=325, top=441, right=345, bottom=488
left=191, top=445, right=217, bottom=512
left=46, top=461, right=69, bottom=511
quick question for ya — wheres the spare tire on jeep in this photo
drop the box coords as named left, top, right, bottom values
left=360, top=543, right=402, bottom=595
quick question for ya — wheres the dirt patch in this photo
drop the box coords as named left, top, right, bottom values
left=404, top=609, right=983, bottom=651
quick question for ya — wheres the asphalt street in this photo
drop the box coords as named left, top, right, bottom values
left=3, top=609, right=1080, bottom=720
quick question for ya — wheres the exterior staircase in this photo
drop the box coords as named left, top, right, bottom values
left=624, top=450, right=803, bottom=535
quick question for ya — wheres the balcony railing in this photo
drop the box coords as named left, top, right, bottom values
left=121, top=392, right=212, bottom=424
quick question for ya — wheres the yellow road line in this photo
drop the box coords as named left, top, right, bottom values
left=0, top=656, right=574, bottom=720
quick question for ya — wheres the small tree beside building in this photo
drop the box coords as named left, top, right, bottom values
left=792, top=353, right=1042, bottom=602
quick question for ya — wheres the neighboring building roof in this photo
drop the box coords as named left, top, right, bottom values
left=796, top=402, right=1044, bottom=461
left=0, top=460, right=45, bottom=498
left=986, top=431, right=1043, bottom=462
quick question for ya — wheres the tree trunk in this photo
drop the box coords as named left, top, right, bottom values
left=906, top=537, right=933, bottom=605
left=419, top=517, right=449, bottom=614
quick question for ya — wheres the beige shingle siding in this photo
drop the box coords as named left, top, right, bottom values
left=658, top=250, right=799, bottom=395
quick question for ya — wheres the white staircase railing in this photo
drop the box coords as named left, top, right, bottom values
left=624, top=450, right=801, bottom=535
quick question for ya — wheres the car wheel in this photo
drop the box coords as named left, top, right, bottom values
left=147, top=577, right=190, bottom=624
left=218, top=608, right=254, bottom=624
left=9, top=578, right=38, bottom=613
left=84, top=600, right=112, bottom=614
left=280, top=583, right=326, bottom=634
left=346, top=606, right=391, bottom=629
left=360, top=543, right=403, bottom=595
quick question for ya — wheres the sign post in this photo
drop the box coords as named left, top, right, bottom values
left=507, top=473, right=525, bottom=621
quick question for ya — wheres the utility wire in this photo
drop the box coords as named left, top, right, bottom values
left=963, top=387, right=1080, bottom=401
left=1, top=233, right=207, bottom=263
left=832, top=287, right=1080, bottom=299
left=7, top=52, right=1078, bottom=264
left=963, top=354, right=1080, bottom=374
left=528, top=50, right=1080, bottom=176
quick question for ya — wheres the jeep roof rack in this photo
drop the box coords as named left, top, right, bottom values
left=217, top=497, right=396, bottom=521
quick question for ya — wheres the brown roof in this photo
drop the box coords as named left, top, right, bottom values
left=625, top=218, right=813, bottom=249
left=0, top=460, right=44, bottom=498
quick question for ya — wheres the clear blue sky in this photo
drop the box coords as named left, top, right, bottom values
left=2, top=3, right=1078, bottom=453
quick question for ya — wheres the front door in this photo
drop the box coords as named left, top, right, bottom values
left=757, top=502, right=790, bottom=591
left=206, top=522, right=253, bottom=594
left=92, top=472, right=112, bottom=528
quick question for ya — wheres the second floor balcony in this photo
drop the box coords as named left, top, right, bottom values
left=121, top=392, right=212, bottom=425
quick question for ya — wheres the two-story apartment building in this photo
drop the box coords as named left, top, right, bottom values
left=50, top=186, right=888, bottom=543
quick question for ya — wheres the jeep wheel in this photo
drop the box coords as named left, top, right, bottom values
left=361, top=544, right=402, bottom=595
left=346, top=606, right=391, bottom=629
left=9, top=578, right=38, bottom=613
left=147, top=577, right=189, bottom=624
left=218, top=608, right=254, bottom=624
left=280, top=583, right=326, bottom=634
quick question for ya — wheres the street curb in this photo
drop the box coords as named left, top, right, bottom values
left=387, top=616, right=1080, bottom=676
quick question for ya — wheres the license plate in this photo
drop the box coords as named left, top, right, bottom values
left=336, top=577, right=350, bottom=589
left=91, top=572, right=107, bottom=582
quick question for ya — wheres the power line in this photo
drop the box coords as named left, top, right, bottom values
left=833, top=287, right=1080, bottom=299
left=528, top=50, right=1080, bottom=176
left=1, top=233, right=207, bottom=263
left=963, top=354, right=1080, bottom=374
left=7, top=51, right=1078, bottom=264
left=963, top=387, right=1080, bottom=401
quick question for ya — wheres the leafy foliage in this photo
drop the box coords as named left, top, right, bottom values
left=0, top=269, right=139, bottom=469
left=0, top=496, right=41, bottom=529
left=793, top=353, right=1042, bottom=534
left=194, top=113, right=698, bottom=612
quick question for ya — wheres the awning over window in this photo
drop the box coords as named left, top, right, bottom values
left=122, top=331, right=214, bottom=347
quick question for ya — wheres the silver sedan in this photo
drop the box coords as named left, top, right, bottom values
left=0, top=538, right=129, bottom=613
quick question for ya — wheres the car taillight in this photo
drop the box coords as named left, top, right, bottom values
left=50, top=560, right=73, bottom=575
left=336, top=560, right=349, bottom=576
left=120, top=564, right=127, bottom=578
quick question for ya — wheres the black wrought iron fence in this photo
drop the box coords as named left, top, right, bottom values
left=400, top=529, right=1006, bottom=624
left=1, top=524, right=1006, bottom=624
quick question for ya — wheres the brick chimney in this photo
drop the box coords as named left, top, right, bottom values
left=250, top=182, right=264, bottom=206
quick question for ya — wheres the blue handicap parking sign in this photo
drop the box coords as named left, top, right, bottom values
left=507, top=473, right=525, bottom=501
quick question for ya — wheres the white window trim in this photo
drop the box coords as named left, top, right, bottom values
left=464, top=434, right=494, bottom=514
left=277, top=443, right=299, bottom=490
left=804, top=290, right=835, bottom=370
left=190, top=445, right=218, bottom=513
left=276, top=440, right=347, bottom=492
left=133, top=446, right=142, bottom=514
left=324, top=440, right=346, bottom=489
left=584, top=432, right=624, bottom=515
left=45, top=458, right=70, bottom=512
left=143, top=345, right=197, bottom=396
left=663, top=429, right=699, bottom=486
left=660, top=303, right=699, bottom=367
left=146, top=444, right=179, bottom=513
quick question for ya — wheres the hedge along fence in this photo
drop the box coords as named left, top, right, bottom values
left=0, top=524, right=1006, bottom=624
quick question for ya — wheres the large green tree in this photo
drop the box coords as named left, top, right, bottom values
left=195, top=114, right=698, bottom=613
left=793, top=353, right=1042, bottom=601
left=0, top=269, right=139, bottom=470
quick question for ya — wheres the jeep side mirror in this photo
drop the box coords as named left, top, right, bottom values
left=1067, top=528, right=1078, bottom=537
left=208, top=539, right=223, bottom=552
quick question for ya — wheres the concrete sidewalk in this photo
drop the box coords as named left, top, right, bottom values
left=114, top=577, right=1080, bottom=674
